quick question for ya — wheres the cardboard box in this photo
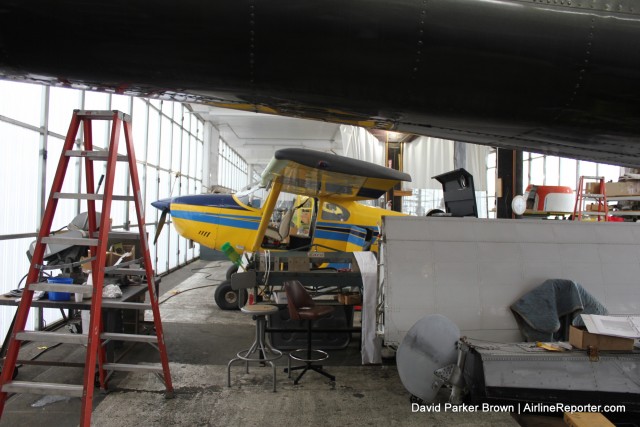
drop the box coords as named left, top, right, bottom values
left=569, top=325, right=634, bottom=351
left=605, top=181, right=640, bottom=196
left=105, top=244, right=136, bottom=266
left=86, top=244, right=136, bottom=269
left=585, top=182, right=601, bottom=194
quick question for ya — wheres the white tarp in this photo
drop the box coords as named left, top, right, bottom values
left=354, top=251, right=381, bottom=364
left=340, top=125, right=385, bottom=166
left=403, top=137, right=489, bottom=191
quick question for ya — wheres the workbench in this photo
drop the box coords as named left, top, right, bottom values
left=464, top=341, right=640, bottom=412
left=0, top=284, right=150, bottom=376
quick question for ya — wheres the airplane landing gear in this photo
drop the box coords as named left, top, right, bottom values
left=214, top=279, right=247, bottom=310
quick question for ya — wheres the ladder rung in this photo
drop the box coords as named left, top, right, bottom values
left=16, top=331, right=88, bottom=345
left=581, top=176, right=604, bottom=180
left=42, top=236, right=99, bottom=246
left=1, top=381, right=84, bottom=397
left=28, top=283, right=92, bottom=293
left=101, top=363, right=163, bottom=373
left=75, top=110, right=129, bottom=121
left=54, top=192, right=135, bottom=202
left=583, top=193, right=605, bottom=198
left=65, top=150, right=129, bottom=162
left=101, top=332, right=158, bottom=343
left=101, top=301, right=152, bottom=310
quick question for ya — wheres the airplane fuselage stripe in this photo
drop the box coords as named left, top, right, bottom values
left=172, top=210, right=260, bottom=230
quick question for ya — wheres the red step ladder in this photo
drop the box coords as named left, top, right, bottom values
left=0, top=110, right=174, bottom=426
left=573, top=175, right=608, bottom=221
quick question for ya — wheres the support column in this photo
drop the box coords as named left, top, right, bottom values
left=386, top=142, right=402, bottom=212
left=496, top=148, right=523, bottom=218
left=203, top=123, right=220, bottom=192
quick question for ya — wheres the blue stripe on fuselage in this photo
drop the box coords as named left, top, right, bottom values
left=172, top=210, right=260, bottom=230
left=172, top=194, right=249, bottom=211
left=315, top=221, right=379, bottom=245
left=315, top=223, right=367, bottom=245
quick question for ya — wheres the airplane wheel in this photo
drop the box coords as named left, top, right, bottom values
left=225, top=264, right=239, bottom=281
left=214, top=280, right=246, bottom=310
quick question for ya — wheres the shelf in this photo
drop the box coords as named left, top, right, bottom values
left=607, top=196, right=640, bottom=201
left=609, top=211, right=640, bottom=216
left=580, top=211, right=640, bottom=216
left=523, top=210, right=571, bottom=216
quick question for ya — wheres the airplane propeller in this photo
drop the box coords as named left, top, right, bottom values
left=154, top=208, right=168, bottom=245
left=150, top=198, right=172, bottom=245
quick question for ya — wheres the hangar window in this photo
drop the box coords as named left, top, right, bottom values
left=0, top=80, right=204, bottom=346
left=218, top=139, right=248, bottom=192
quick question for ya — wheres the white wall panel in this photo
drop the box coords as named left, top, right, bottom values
left=49, top=87, right=82, bottom=136
left=84, top=91, right=109, bottom=111
left=169, top=226, right=179, bottom=270
left=383, top=217, right=640, bottom=346
left=160, top=116, right=172, bottom=169
left=0, top=123, right=39, bottom=234
left=111, top=94, right=131, bottom=115
left=0, top=81, right=42, bottom=126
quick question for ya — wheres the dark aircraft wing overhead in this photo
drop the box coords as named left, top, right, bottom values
left=1, top=1, right=640, bottom=166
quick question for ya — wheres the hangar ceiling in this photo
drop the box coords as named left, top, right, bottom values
left=190, top=105, right=343, bottom=174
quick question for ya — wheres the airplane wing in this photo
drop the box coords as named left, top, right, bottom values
left=1, top=1, right=640, bottom=166
left=260, top=148, right=411, bottom=200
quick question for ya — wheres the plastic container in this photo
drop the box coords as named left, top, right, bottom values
left=47, top=277, right=73, bottom=301
left=221, top=242, right=242, bottom=266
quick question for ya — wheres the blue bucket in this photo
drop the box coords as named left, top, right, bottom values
left=47, top=277, right=74, bottom=301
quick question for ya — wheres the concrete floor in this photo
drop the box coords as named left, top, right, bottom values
left=0, top=259, right=538, bottom=426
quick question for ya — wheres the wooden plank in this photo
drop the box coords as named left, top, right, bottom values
left=564, top=412, right=615, bottom=427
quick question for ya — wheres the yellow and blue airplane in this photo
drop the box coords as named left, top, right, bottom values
left=152, top=147, right=410, bottom=309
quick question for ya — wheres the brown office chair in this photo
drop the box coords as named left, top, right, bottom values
left=283, top=280, right=336, bottom=384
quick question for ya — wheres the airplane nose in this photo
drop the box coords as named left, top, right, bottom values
left=151, top=198, right=172, bottom=212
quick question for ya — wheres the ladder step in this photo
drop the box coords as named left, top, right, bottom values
left=54, top=192, right=135, bottom=202
left=16, top=331, right=88, bottom=345
left=1, top=381, right=84, bottom=397
left=102, top=363, right=163, bottom=373
left=65, top=150, right=129, bottom=162
left=583, top=193, right=605, bottom=198
left=28, top=283, right=92, bottom=293
left=101, top=301, right=152, bottom=310
left=101, top=332, right=158, bottom=343
left=75, top=110, right=129, bottom=121
left=42, top=236, right=99, bottom=246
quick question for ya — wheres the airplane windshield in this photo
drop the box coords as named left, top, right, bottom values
left=236, top=182, right=269, bottom=209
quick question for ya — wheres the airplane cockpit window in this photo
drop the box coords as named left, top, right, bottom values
left=235, top=182, right=268, bottom=209
left=321, top=202, right=350, bottom=221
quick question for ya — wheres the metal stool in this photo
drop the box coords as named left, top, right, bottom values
left=227, top=304, right=282, bottom=392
